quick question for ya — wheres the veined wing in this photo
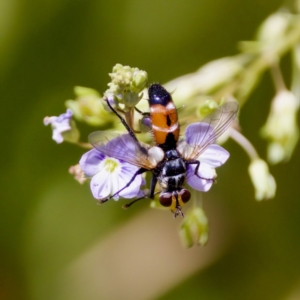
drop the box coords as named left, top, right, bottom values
left=89, top=131, right=158, bottom=170
left=177, top=101, right=239, bottom=160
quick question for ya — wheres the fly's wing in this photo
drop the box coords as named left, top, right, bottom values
left=89, top=131, right=158, bottom=170
left=178, top=101, right=239, bottom=160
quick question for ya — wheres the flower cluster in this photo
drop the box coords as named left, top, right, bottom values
left=44, top=8, right=300, bottom=249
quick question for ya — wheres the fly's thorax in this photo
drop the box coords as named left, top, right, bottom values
left=164, top=149, right=180, bottom=160
left=162, top=150, right=186, bottom=176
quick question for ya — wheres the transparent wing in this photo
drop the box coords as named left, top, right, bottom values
left=178, top=101, right=239, bottom=160
left=89, top=131, right=157, bottom=170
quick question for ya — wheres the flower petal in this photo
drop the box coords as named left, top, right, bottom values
left=186, top=163, right=216, bottom=192
left=44, top=109, right=73, bottom=143
left=199, top=144, right=229, bottom=167
left=90, top=170, right=112, bottom=199
left=116, top=162, right=143, bottom=199
left=79, top=149, right=105, bottom=177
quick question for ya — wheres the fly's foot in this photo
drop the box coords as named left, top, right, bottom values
left=196, top=174, right=217, bottom=184
left=97, top=198, right=109, bottom=205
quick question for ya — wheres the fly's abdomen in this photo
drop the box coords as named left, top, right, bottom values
left=148, top=84, right=179, bottom=148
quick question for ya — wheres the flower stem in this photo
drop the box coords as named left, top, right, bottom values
left=270, top=62, right=286, bottom=92
left=229, top=127, right=259, bottom=160
left=75, top=141, right=93, bottom=149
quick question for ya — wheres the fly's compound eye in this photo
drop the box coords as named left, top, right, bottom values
left=159, top=192, right=173, bottom=207
left=179, top=189, right=191, bottom=204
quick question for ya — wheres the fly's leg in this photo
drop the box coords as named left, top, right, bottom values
left=134, top=106, right=152, bottom=132
left=134, top=106, right=149, bottom=117
left=106, top=98, right=148, bottom=154
left=99, top=168, right=147, bottom=203
left=106, top=98, right=139, bottom=143
left=186, top=160, right=216, bottom=183
left=149, top=175, right=158, bottom=198
left=123, top=175, right=159, bottom=209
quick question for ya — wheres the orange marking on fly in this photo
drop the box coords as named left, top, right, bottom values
left=148, top=84, right=180, bottom=148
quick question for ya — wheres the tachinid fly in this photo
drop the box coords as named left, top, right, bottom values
left=89, top=83, right=239, bottom=217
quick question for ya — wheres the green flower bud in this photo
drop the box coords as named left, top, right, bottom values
left=179, top=207, right=209, bottom=248
left=104, top=64, right=148, bottom=109
left=248, top=158, right=276, bottom=201
left=66, top=86, right=112, bottom=127
left=131, top=70, right=148, bottom=93
left=257, top=13, right=291, bottom=44
left=261, top=90, right=299, bottom=164
left=110, top=64, right=133, bottom=89
left=198, top=99, right=219, bottom=118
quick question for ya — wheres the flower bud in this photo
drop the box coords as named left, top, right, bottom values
left=257, top=13, right=291, bottom=44
left=179, top=207, right=209, bottom=247
left=65, top=86, right=112, bottom=127
left=198, top=99, right=219, bottom=118
left=248, top=159, right=276, bottom=201
left=131, top=70, right=148, bottom=93
left=104, top=64, right=148, bottom=109
left=109, top=64, right=132, bottom=90
left=261, top=90, right=299, bottom=164
left=164, top=56, right=245, bottom=106
left=69, top=164, right=87, bottom=184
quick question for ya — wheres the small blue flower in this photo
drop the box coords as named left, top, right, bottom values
left=184, top=123, right=230, bottom=192
left=79, top=148, right=144, bottom=201
left=44, top=109, right=73, bottom=143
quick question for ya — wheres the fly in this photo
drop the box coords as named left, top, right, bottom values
left=89, top=84, right=239, bottom=217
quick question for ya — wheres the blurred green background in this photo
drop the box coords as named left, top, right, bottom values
left=2, top=0, right=300, bottom=299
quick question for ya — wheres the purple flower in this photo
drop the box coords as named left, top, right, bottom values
left=44, top=109, right=73, bottom=143
left=79, top=148, right=144, bottom=200
left=184, top=123, right=230, bottom=192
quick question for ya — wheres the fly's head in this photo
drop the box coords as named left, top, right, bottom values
left=159, top=189, right=191, bottom=218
